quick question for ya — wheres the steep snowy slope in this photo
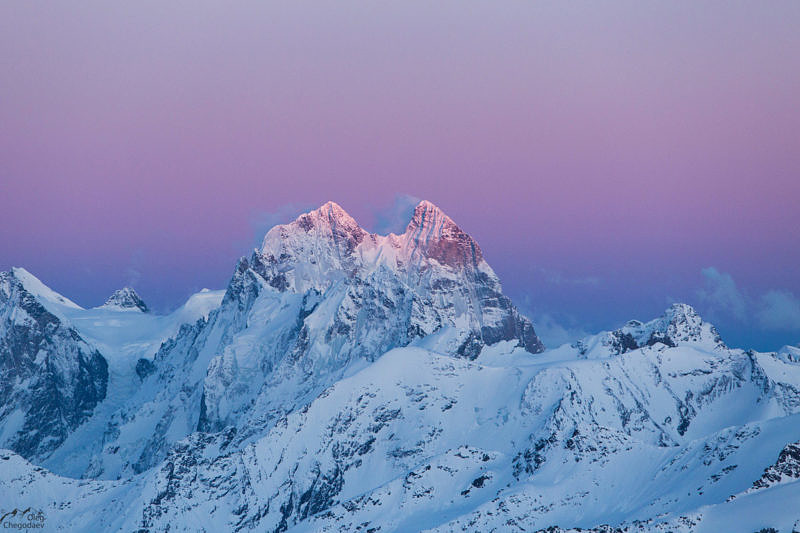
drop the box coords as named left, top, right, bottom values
left=39, top=287, right=225, bottom=478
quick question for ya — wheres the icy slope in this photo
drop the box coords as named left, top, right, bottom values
left=38, top=287, right=225, bottom=478
left=3, top=310, right=800, bottom=531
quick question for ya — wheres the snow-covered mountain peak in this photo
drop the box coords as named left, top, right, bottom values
left=778, top=344, right=800, bottom=363
left=314, top=200, right=355, bottom=220
left=574, top=303, right=725, bottom=359
left=256, top=202, right=370, bottom=290
left=99, top=287, right=149, bottom=312
left=405, top=199, right=454, bottom=231
left=663, top=302, right=701, bottom=322
left=649, top=302, right=723, bottom=348
left=262, top=201, right=365, bottom=246
left=255, top=199, right=491, bottom=293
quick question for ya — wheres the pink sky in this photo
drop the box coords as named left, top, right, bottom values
left=1, top=2, right=799, bottom=349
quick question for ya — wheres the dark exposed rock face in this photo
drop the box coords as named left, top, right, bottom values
left=135, top=358, right=156, bottom=381
left=0, top=270, right=108, bottom=461
left=751, top=441, right=800, bottom=491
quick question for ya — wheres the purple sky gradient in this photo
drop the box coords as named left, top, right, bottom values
left=2, top=2, right=799, bottom=349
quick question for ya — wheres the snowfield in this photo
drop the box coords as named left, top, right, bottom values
left=1, top=201, right=799, bottom=532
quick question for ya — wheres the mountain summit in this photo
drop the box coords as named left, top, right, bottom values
left=254, top=200, right=543, bottom=355
left=258, top=200, right=489, bottom=286
left=404, top=200, right=484, bottom=268
left=100, top=287, right=149, bottom=312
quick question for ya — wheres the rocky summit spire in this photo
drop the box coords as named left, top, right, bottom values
left=102, top=287, right=149, bottom=312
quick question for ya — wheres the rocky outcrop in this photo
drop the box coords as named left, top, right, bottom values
left=100, top=287, right=149, bottom=312
left=750, top=441, right=800, bottom=491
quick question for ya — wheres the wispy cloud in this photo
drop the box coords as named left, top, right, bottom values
left=757, top=290, right=800, bottom=331
left=697, top=267, right=800, bottom=331
left=125, top=267, right=142, bottom=287
left=515, top=293, right=590, bottom=348
left=531, top=313, right=591, bottom=348
left=697, top=266, right=747, bottom=321
left=124, top=248, right=146, bottom=288
left=371, top=194, right=422, bottom=235
left=534, top=266, right=600, bottom=287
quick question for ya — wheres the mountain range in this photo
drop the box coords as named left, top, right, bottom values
left=1, top=201, right=799, bottom=532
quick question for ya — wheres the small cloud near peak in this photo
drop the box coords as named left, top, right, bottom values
left=371, top=194, right=422, bottom=235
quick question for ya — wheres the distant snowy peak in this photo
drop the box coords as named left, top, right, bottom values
left=100, top=287, right=149, bottom=312
left=778, top=344, right=800, bottom=363
left=575, top=303, right=725, bottom=358
left=625, top=303, right=724, bottom=348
